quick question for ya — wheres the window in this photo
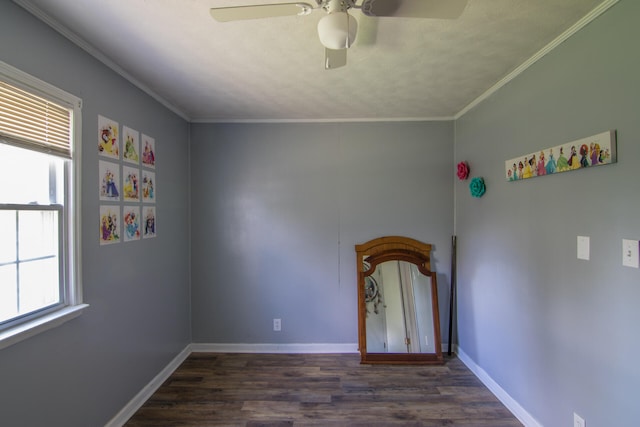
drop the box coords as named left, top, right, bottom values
left=0, top=61, right=86, bottom=349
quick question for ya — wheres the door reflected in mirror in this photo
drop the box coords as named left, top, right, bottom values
left=356, top=236, right=443, bottom=364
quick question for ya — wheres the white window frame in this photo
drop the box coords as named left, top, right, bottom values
left=0, top=60, right=87, bottom=350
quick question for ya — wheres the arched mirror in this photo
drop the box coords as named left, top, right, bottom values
left=356, top=236, right=443, bottom=364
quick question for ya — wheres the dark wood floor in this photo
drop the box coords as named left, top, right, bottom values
left=125, top=353, right=522, bottom=427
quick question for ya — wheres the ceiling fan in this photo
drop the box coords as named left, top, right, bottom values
left=210, top=0, right=469, bottom=69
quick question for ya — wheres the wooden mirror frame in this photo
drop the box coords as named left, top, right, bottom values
left=356, top=236, right=443, bottom=365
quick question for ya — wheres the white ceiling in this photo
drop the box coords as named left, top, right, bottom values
left=15, top=0, right=614, bottom=122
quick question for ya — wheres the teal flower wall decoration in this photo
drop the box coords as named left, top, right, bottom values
left=469, top=177, right=486, bottom=198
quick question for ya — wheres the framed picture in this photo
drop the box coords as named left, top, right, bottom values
left=142, top=170, right=155, bottom=203
left=505, top=131, right=616, bottom=182
left=123, top=166, right=140, bottom=202
left=142, top=205, right=156, bottom=239
left=98, top=115, right=119, bottom=159
left=99, top=205, right=120, bottom=245
left=141, top=134, right=156, bottom=169
left=123, top=205, right=141, bottom=242
left=122, top=126, right=140, bottom=164
left=99, top=160, right=120, bottom=201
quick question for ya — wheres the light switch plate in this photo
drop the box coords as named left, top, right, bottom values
left=577, top=236, right=590, bottom=260
left=622, top=239, right=639, bottom=268
left=574, top=412, right=585, bottom=427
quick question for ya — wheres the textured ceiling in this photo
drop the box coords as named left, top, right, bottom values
left=16, top=0, right=612, bottom=121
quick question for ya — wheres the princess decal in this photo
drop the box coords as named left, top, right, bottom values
left=579, top=144, right=589, bottom=168
left=124, top=134, right=139, bottom=162
left=102, top=169, right=119, bottom=198
left=125, top=211, right=140, bottom=240
left=522, top=156, right=533, bottom=179
left=545, top=148, right=557, bottom=175
left=537, top=151, right=546, bottom=176
left=142, top=176, right=154, bottom=200
left=144, top=208, right=156, bottom=238
left=123, top=172, right=139, bottom=200
left=556, top=146, right=570, bottom=172
left=517, top=161, right=524, bottom=180
left=142, top=140, right=155, bottom=167
left=568, top=145, right=580, bottom=170
left=100, top=211, right=119, bottom=243
left=99, top=124, right=119, bottom=158
left=590, top=143, right=600, bottom=166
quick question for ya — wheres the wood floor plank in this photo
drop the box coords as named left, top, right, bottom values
left=124, top=353, right=522, bottom=427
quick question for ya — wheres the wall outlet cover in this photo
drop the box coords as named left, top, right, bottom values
left=622, top=239, right=639, bottom=268
left=577, top=236, right=590, bottom=260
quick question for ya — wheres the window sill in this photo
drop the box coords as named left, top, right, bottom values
left=0, top=304, right=89, bottom=351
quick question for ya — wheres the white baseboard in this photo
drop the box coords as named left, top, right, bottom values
left=104, top=344, right=192, bottom=427
left=456, top=346, right=542, bottom=427
left=191, top=342, right=359, bottom=354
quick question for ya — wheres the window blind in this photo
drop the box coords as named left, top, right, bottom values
left=0, top=80, right=72, bottom=159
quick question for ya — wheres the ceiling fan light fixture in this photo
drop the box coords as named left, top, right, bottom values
left=317, top=12, right=357, bottom=50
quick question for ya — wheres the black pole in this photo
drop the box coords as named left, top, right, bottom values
left=448, top=235, right=457, bottom=356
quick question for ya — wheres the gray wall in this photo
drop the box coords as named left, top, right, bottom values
left=0, top=2, right=191, bottom=426
left=190, top=121, right=454, bottom=345
left=5, top=1, right=636, bottom=426
left=454, top=1, right=640, bottom=426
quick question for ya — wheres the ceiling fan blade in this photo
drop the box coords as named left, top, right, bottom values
left=325, top=48, right=347, bottom=70
left=210, top=3, right=315, bottom=22
left=361, top=0, right=468, bottom=19
left=356, top=15, right=378, bottom=46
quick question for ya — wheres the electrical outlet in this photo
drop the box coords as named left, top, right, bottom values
left=574, top=412, right=585, bottom=427
left=273, top=318, right=281, bottom=331
left=622, top=239, right=639, bottom=268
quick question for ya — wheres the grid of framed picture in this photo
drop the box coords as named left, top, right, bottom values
left=98, top=115, right=156, bottom=245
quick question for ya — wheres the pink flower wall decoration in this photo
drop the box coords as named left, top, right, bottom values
left=457, top=161, right=470, bottom=180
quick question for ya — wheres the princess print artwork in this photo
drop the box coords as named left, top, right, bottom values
left=143, top=206, right=156, bottom=239
left=142, top=170, right=155, bottom=203
left=98, top=115, right=119, bottom=159
left=122, top=166, right=140, bottom=202
left=141, top=134, right=156, bottom=169
left=99, top=160, right=120, bottom=201
left=99, top=205, right=120, bottom=245
left=505, top=131, right=616, bottom=182
left=123, top=205, right=141, bottom=242
left=123, top=126, right=140, bottom=165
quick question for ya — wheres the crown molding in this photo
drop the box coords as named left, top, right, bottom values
left=190, top=116, right=455, bottom=124
left=455, top=0, right=620, bottom=119
left=13, top=0, right=191, bottom=122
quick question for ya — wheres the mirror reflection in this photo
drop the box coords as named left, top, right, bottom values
left=356, top=236, right=443, bottom=364
left=365, top=260, right=436, bottom=354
